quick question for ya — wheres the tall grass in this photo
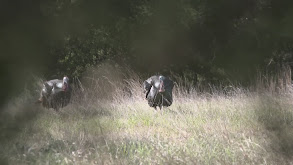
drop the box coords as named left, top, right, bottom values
left=1, top=63, right=293, bottom=164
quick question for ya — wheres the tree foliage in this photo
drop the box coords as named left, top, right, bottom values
left=3, top=0, right=293, bottom=81
left=1, top=0, right=293, bottom=106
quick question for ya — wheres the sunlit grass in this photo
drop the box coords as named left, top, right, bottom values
left=1, top=66, right=293, bottom=164
left=1, top=90, right=293, bottom=164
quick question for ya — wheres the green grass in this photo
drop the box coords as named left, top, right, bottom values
left=1, top=82, right=293, bottom=164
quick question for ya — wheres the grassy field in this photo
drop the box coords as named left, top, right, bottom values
left=1, top=67, right=293, bottom=164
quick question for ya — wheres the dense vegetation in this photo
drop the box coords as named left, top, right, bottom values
left=1, top=0, right=293, bottom=105
left=42, top=0, right=293, bottom=79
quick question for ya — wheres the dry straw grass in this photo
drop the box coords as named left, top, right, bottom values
left=1, top=63, right=293, bottom=164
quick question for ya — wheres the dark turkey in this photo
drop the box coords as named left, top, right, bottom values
left=37, top=76, right=71, bottom=111
left=143, top=75, right=174, bottom=109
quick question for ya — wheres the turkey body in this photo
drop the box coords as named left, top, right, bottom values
left=38, top=77, right=71, bottom=111
left=143, top=75, right=174, bottom=109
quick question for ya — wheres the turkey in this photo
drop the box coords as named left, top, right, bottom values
left=143, top=75, right=174, bottom=110
left=37, top=76, right=71, bottom=110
